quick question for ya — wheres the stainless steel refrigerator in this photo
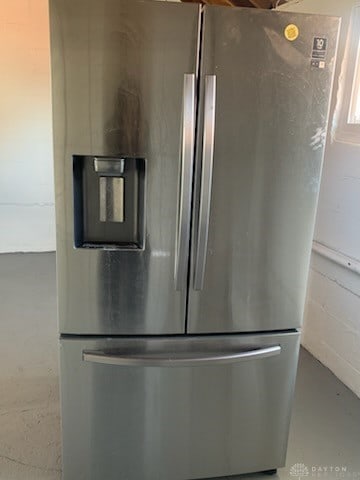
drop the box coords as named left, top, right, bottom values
left=49, top=1, right=340, bottom=478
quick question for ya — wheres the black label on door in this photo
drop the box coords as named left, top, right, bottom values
left=312, top=37, right=328, bottom=59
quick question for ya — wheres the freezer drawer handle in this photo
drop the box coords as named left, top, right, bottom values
left=174, top=73, right=196, bottom=291
left=194, top=75, right=216, bottom=290
left=82, top=345, right=281, bottom=367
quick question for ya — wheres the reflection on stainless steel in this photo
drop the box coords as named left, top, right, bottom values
left=151, top=250, right=171, bottom=258
left=263, top=26, right=305, bottom=68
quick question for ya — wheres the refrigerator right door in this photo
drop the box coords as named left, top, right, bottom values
left=188, top=8, right=340, bottom=334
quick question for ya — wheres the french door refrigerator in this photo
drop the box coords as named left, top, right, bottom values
left=49, top=1, right=340, bottom=479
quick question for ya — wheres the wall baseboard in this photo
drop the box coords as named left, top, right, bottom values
left=312, top=241, right=360, bottom=276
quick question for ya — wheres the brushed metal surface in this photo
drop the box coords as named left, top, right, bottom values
left=188, top=7, right=340, bottom=333
left=60, top=332, right=300, bottom=480
left=49, top=0, right=200, bottom=334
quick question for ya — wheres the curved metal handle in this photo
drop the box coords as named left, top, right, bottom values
left=175, top=74, right=196, bottom=291
left=194, top=75, right=216, bottom=290
left=83, top=345, right=281, bottom=367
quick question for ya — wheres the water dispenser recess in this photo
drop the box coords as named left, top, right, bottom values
left=73, top=156, right=145, bottom=249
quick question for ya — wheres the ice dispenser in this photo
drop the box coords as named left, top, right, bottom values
left=73, top=156, right=145, bottom=249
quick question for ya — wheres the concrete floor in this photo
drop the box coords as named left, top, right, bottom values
left=0, top=253, right=359, bottom=480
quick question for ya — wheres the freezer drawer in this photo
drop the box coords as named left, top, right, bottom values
left=60, top=332, right=300, bottom=480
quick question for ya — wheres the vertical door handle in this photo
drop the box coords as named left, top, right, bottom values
left=194, top=75, right=216, bottom=291
left=175, top=74, right=196, bottom=291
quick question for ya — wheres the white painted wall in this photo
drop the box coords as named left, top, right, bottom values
left=0, top=1, right=186, bottom=254
left=278, top=0, right=360, bottom=397
left=0, top=1, right=55, bottom=253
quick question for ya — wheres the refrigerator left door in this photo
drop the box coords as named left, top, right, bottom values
left=49, top=0, right=200, bottom=334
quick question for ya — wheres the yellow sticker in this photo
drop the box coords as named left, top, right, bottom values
left=284, top=24, right=299, bottom=42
